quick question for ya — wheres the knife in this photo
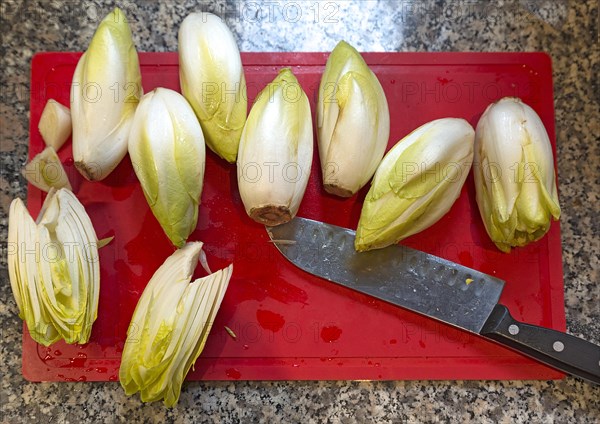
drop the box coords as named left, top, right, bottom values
left=266, top=217, right=600, bottom=384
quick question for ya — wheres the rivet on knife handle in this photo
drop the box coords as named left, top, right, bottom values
left=481, top=304, right=600, bottom=385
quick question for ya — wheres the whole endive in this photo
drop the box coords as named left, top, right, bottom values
left=237, top=68, right=313, bottom=226
left=120, top=242, right=233, bottom=407
left=317, top=40, right=390, bottom=197
left=355, top=118, right=475, bottom=252
left=71, top=7, right=142, bottom=181
left=474, top=97, right=560, bottom=252
left=179, top=12, right=247, bottom=163
left=8, top=188, right=104, bottom=345
left=128, top=88, right=206, bottom=248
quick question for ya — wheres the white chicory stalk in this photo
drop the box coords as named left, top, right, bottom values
left=128, top=88, right=206, bottom=248
left=237, top=68, right=313, bottom=226
left=38, top=99, right=71, bottom=151
left=119, top=242, right=233, bottom=407
left=7, top=188, right=104, bottom=345
left=23, top=146, right=72, bottom=192
left=355, top=118, right=475, bottom=252
left=317, top=40, right=390, bottom=197
left=178, top=12, right=247, bottom=163
left=8, top=197, right=60, bottom=345
left=71, top=7, right=142, bottom=181
left=474, top=97, right=561, bottom=252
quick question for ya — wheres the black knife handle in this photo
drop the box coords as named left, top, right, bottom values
left=480, top=304, right=600, bottom=384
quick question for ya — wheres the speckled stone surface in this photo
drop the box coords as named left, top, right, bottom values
left=1, top=0, right=599, bottom=422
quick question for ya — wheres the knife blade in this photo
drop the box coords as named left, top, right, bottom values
left=266, top=217, right=600, bottom=384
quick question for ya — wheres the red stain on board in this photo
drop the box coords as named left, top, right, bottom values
left=478, top=261, right=497, bottom=276
left=419, top=340, right=426, bottom=348
left=234, top=277, right=308, bottom=306
left=514, top=299, right=525, bottom=318
left=437, top=77, right=453, bottom=85
left=226, top=368, right=241, bottom=380
left=256, top=309, right=285, bottom=332
left=62, top=352, right=87, bottom=368
left=320, top=326, right=342, bottom=343
left=458, top=250, right=473, bottom=268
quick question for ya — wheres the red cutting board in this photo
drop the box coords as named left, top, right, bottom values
left=23, top=52, right=565, bottom=382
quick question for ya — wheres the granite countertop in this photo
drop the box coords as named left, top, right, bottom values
left=1, top=0, right=598, bottom=422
